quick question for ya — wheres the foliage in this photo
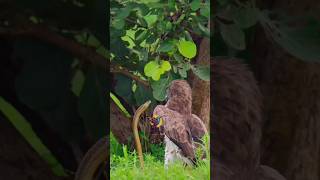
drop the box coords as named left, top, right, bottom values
left=110, top=0, right=210, bottom=104
left=215, top=0, right=320, bottom=62
left=1, top=0, right=108, bottom=143
left=0, top=0, right=107, bottom=177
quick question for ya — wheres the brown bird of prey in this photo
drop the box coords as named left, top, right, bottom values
left=151, top=80, right=207, bottom=168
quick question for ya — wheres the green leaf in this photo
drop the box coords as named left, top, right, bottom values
left=233, top=7, right=258, bottom=29
left=157, top=21, right=167, bottom=33
left=166, top=21, right=172, bottom=31
left=178, top=63, right=190, bottom=78
left=114, top=75, right=134, bottom=104
left=144, top=60, right=159, bottom=78
left=190, top=0, right=201, bottom=11
left=110, top=92, right=131, bottom=118
left=116, top=6, right=132, bottom=19
left=200, top=5, right=210, bottom=18
left=172, top=65, right=178, bottom=73
left=220, top=23, right=246, bottom=50
left=138, top=17, right=148, bottom=27
left=134, top=84, right=153, bottom=106
left=150, top=76, right=172, bottom=101
left=132, top=3, right=149, bottom=16
left=135, top=29, right=149, bottom=44
left=173, top=53, right=183, bottom=62
left=146, top=35, right=157, bottom=44
left=144, top=14, right=158, bottom=27
left=71, top=69, right=85, bottom=97
left=78, top=67, right=107, bottom=140
left=178, top=68, right=187, bottom=78
left=144, top=60, right=171, bottom=81
left=110, top=28, right=129, bottom=59
left=112, top=19, right=125, bottom=30
left=192, top=65, right=210, bottom=81
left=175, top=14, right=186, bottom=24
left=159, top=60, right=172, bottom=73
left=168, top=0, right=175, bottom=10
left=184, top=31, right=193, bottom=41
left=177, top=40, right=197, bottom=59
left=0, top=97, right=67, bottom=176
left=157, top=40, right=175, bottom=52
left=198, top=22, right=210, bottom=37
left=138, top=49, right=149, bottom=62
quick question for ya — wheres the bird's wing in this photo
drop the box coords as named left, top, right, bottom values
left=188, top=114, right=208, bottom=143
left=153, top=105, right=195, bottom=161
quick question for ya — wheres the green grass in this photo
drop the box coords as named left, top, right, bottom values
left=110, top=133, right=210, bottom=180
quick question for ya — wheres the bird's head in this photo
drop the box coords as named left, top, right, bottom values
left=165, top=80, right=192, bottom=115
left=149, top=114, right=164, bottom=128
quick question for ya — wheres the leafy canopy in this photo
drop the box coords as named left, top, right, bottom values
left=110, top=0, right=210, bottom=103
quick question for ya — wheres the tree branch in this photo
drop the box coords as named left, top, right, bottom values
left=0, top=24, right=106, bottom=69
left=110, top=64, right=149, bottom=88
left=0, top=23, right=150, bottom=87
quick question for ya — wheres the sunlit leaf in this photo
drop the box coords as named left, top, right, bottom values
left=177, top=40, right=197, bottom=59
left=144, top=14, right=158, bottom=27
left=144, top=60, right=171, bottom=81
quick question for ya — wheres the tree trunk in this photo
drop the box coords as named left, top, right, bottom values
left=110, top=100, right=133, bottom=145
left=190, top=37, right=210, bottom=130
left=252, top=1, right=320, bottom=179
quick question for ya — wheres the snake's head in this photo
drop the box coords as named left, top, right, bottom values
left=142, top=100, right=152, bottom=108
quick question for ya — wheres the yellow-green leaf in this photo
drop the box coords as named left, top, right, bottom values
left=177, top=40, right=197, bottom=59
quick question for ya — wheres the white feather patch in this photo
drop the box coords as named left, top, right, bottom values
left=164, top=135, right=193, bottom=168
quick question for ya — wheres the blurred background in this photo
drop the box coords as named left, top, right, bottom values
left=214, top=0, right=320, bottom=179
left=0, top=0, right=107, bottom=179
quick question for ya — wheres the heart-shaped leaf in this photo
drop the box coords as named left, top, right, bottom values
left=177, top=40, right=197, bottom=59
left=144, top=60, right=172, bottom=81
